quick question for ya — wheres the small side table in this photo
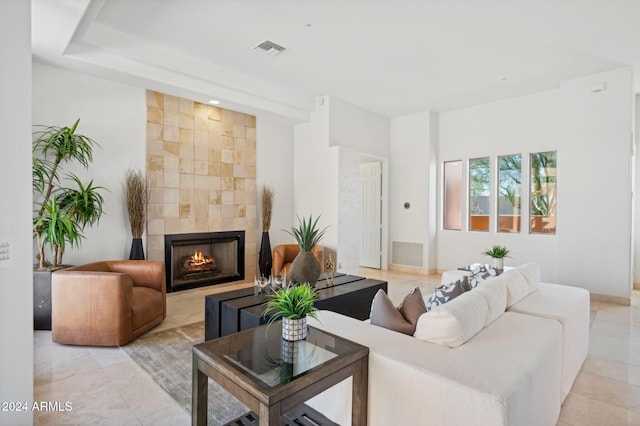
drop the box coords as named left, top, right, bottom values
left=192, top=323, right=369, bottom=425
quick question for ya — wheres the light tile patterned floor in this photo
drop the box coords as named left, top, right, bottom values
left=33, top=269, right=640, bottom=425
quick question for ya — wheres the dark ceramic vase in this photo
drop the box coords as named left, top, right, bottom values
left=290, top=250, right=321, bottom=286
left=129, top=238, right=145, bottom=260
left=258, top=232, right=272, bottom=277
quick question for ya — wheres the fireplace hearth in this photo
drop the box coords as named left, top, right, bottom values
left=164, top=231, right=245, bottom=293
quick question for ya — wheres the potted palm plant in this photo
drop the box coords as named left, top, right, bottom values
left=482, top=244, right=510, bottom=270
left=284, top=215, right=328, bottom=286
left=32, top=119, right=106, bottom=329
left=263, top=283, right=318, bottom=341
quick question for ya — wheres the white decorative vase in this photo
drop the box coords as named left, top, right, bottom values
left=492, top=257, right=504, bottom=270
left=282, top=317, right=307, bottom=341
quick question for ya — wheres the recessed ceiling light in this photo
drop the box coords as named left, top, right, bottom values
left=209, top=100, right=220, bottom=105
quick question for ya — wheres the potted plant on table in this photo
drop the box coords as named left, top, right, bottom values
left=263, top=283, right=318, bottom=341
left=32, top=119, right=106, bottom=329
left=284, top=215, right=328, bottom=286
left=482, top=244, right=510, bottom=271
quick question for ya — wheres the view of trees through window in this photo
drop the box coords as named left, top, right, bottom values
left=498, top=154, right=521, bottom=233
left=443, top=151, right=556, bottom=234
left=530, top=151, right=557, bottom=234
left=469, top=158, right=490, bottom=231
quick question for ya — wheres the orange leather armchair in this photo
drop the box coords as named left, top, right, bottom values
left=272, top=244, right=324, bottom=277
left=51, top=260, right=166, bottom=346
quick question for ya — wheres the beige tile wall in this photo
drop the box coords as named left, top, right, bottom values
left=145, top=90, right=257, bottom=280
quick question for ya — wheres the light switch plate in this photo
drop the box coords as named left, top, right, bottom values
left=0, top=239, right=12, bottom=269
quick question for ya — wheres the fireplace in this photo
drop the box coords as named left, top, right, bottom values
left=164, top=231, right=245, bottom=293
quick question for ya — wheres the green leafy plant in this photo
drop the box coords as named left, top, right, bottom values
left=284, top=215, right=328, bottom=251
left=482, top=245, right=511, bottom=259
left=32, top=119, right=106, bottom=269
left=262, top=284, right=319, bottom=325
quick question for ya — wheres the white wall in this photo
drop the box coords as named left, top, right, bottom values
left=32, top=63, right=146, bottom=265
left=328, top=96, right=390, bottom=159
left=256, top=116, right=295, bottom=249
left=437, top=68, right=633, bottom=299
left=293, top=96, right=390, bottom=271
left=635, top=94, right=640, bottom=288
left=557, top=68, right=634, bottom=298
left=389, top=111, right=436, bottom=271
left=0, top=1, right=33, bottom=424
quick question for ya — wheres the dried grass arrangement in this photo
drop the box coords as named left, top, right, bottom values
left=126, top=168, right=147, bottom=239
left=262, top=185, right=274, bottom=232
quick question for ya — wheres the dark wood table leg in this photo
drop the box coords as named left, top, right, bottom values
left=259, top=402, right=281, bottom=425
left=192, top=356, right=208, bottom=426
left=352, top=356, right=368, bottom=426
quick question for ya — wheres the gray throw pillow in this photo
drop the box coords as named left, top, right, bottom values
left=370, top=288, right=426, bottom=335
left=398, top=287, right=427, bottom=326
left=468, top=265, right=498, bottom=288
left=426, top=278, right=467, bottom=311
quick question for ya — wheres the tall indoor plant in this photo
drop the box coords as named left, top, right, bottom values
left=285, top=215, right=327, bottom=286
left=33, top=119, right=106, bottom=269
left=258, top=185, right=274, bottom=277
left=125, top=168, right=147, bottom=260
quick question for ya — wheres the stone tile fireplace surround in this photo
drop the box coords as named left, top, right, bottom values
left=145, top=90, right=257, bottom=286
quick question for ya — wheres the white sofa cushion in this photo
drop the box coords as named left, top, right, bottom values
left=414, top=290, right=489, bottom=347
left=501, top=266, right=536, bottom=308
left=517, top=262, right=541, bottom=290
left=508, top=282, right=590, bottom=401
left=472, top=275, right=508, bottom=327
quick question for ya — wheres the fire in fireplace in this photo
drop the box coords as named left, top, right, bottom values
left=164, top=231, right=245, bottom=292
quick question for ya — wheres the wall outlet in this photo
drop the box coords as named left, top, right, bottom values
left=0, top=239, right=12, bottom=269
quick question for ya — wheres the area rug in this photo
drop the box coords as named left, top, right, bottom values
left=123, top=322, right=249, bottom=425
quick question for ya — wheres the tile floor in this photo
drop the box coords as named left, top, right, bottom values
left=33, top=269, right=640, bottom=425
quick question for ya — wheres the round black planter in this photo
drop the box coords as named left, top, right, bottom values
left=258, top=232, right=272, bottom=277
left=129, top=238, right=145, bottom=260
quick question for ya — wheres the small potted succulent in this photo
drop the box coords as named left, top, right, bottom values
left=482, top=245, right=511, bottom=270
left=263, top=283, right=318, bottom=341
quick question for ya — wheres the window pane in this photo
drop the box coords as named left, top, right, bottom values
left=498, top=154, right=521, bottom=233
left=469, top=157, right=490, bottom=231
left=530, top=151, right=557, bottom=234
left=443, top=161, right=462, bottom=230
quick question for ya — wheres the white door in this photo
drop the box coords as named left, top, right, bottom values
left=360, top=162, right=382, bottom=269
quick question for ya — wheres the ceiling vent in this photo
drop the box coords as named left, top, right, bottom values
left=254, top=40, right=286, bottom=56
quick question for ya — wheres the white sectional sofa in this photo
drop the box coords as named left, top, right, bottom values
left=306, top=263, right=590, bottom=426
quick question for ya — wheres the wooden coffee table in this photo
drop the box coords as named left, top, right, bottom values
left=192, top=323, right=369, bottom=425
left=204, top=273, right=387, bottom=340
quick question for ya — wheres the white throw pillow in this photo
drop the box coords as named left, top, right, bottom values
left=501, top=268, right=531, bottom=308
left=414, top=291, right=489, bottom=348
left=472, top=275, right=507, bottom=326
left=516, top=262, right=540, bottom=292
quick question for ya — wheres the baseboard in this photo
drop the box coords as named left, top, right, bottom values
left=388, top=264, right=436, bottom=276
left=590, top=293, right=630, bottom=306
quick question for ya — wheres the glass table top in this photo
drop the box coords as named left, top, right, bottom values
left=195, top=324, right=364, bottom=389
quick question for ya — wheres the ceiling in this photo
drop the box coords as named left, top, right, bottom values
left=32, top=0, right=640, bottom=122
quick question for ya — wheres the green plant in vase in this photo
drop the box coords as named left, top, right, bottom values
left=482, top=245, right=511, bottom=270
left=284, top=215, right=328, bottom=285
left=263, top=283, right=318, bottom=341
